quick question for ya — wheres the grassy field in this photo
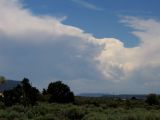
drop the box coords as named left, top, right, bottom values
left=0, top=97, right=160, bottom=120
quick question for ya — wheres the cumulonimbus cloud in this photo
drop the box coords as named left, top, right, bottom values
left=0, top=0, right=160, bottom=93
left=97, top=16, right=160, bottom=82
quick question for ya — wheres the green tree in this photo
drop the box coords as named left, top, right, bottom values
left=47, top=81, right=74, bottom=103
left=21, top=78, right=40, bottom=106
left=145, top=93, right=159, bottom=105
left=3, top=78, right=39, bottom=106
left=3, top=85, right=22, bottom=106
left=0, top=76, right=6, bottom=84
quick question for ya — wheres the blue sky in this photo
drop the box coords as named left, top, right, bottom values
left=0, top=0, right=160, bottom=94
left=23, top=0, right=160, bottom=47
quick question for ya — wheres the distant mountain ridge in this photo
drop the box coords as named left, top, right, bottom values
left=78, top=93, right=147, bottom=100
left=0, top=80, right=20, bottom=92
left=78, top=93, right=110, bottom=97
left=102, top=94, right=147, bottom=100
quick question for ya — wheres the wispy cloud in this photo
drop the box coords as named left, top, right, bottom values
left=71, top=0, right=103, bottom=11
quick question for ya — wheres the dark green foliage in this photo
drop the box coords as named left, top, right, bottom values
left=66, top=106, right=85, bottom=120
left=82, top=112, right=107, bottom=120
left=46, top=81, right=74, bottom=103
left=125, top=100, right=132, bottom=109
left=42, top=89, right=47, bottom=95
left=145, top=94, right=159, bottom=105
left=108, top=101, right=118, bottom=108
left=1, top=100, right=160, bottom=120
left=21, top=78, right=40, bottom=106
left=3, top=85, right=22, bottom=106
left=131, top=97, right=137, bottom=100
left=3, top=78, right=39, bottom=106
left=0, top=76, right=6, bottom=84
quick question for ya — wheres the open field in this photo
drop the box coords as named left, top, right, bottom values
left=0, top=97, right=160, bottom=120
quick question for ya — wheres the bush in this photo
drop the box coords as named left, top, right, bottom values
left=6, top=111, right=21, bottom=120
left=0, top=102, right=5, bottom=109
left=123, top=114, right=139, bottom=120
left=66, top=107, right=85, bottom=120
left=34, top=114, right=59, bottom=120
left=144, top=113, right=160, bottom=120
left=10, top=105, right=26, bottom=113
left=82, top=112, right=107, bottom=120
left=109, top=101, right=118, bottom=108
left=145, top=94, right=159, bottom=105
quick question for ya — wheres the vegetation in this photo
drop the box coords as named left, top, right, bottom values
left=0, top=76, right=6, bottom=84
left=1, top=77, right=160, bottom=119
left=3, top=78, right=40, bottom=106
left=145, top=94, right=159, bottom=105
left=2, top=78, right=74, bottom=106
left=46, top=81, right=74, bottom=103
left=0, top=99, right=160, bottom=120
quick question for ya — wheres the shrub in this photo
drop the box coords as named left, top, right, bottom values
left=0, top=102, right=5, bottom=109
left=82, top=112, right=107, bottom=120
left=10, top=105, right=26, bottom=113
left=66, top=107, right=85, bottom=120
left=6, top=111, right=21, bottom=120
left=109, top=101, right=118, bottom=108
left=145, top=94, right=159, bottom=105
left=123, top=114, right=139, bottom=120
left=34, top=114, right=59, bottom=120
left=144, top=113, right=160, bottom=120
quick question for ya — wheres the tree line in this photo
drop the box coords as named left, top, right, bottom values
left=0, top=78, right=75, bottom=106
left=0, top=77, right=159, bottom=107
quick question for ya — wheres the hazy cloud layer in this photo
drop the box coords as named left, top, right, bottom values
left=0, top=0, right=160, bottom=93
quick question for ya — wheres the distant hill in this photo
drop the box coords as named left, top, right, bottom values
left=0, top=80, right=20, bottom=92
left=102, top=94, right=147, bottom=100
left=78, top=93, right=110, bottom=97
left=78, top=93, right=147, bottom=100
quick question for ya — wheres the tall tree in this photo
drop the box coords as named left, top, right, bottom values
left=3, top=78, right=39, bottom=106
left=21, top=78, right=40, bottom=106
left=47, top=81, right=74, bottom=103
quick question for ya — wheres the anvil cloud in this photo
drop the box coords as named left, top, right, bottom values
left=0, top=0, right=160, bottom=94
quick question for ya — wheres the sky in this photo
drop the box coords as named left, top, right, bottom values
left=0, top=0, right=160, bottom=94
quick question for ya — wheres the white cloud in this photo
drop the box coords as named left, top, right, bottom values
left=96, top=16, right=160, bottom=86
left=71, top=0, right=103, bottom=11
left=122, top=17, right=160, bottom=70
left=0, top=0, right=95, bottom=43
left=0, top=0, right=160, bottom=93
left=0, top=0, right=102, bottom=88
